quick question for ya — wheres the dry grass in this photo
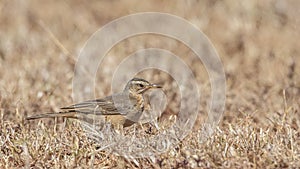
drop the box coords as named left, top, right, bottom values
left=1, top=0, right=300, bottom=168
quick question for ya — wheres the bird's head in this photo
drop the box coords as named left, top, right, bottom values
left=124, top=78, right=162, bottom=94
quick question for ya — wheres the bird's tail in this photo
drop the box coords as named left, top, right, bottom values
left=26, top=112, right=77, bottom=120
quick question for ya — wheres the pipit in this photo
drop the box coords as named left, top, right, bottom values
left=26, top=78, right=162, bottom=130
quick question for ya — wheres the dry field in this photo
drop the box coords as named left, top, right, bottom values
left=1, top=0, right=300, bottom=168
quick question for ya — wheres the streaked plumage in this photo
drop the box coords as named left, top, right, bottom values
left=26, top=78, right=162, bottom=129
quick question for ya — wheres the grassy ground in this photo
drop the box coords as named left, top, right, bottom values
left=0, top=0, right=300, bottom=168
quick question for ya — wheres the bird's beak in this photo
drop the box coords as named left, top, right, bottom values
left=150, top=84, right=162, bottom=88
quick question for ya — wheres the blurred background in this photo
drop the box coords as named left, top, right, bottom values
left=1, top=1, right=300, bottom=168
left=0, top=0, right=299, bottom=127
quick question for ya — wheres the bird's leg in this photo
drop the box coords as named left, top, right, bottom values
left=113, top=123, right=124, bottom=135
left=138, top=122, right=145, bottom=131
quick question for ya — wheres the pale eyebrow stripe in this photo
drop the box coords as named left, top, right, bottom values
left=132, top=81, right=148, bottom=85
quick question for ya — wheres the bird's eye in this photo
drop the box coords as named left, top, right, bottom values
left=138, top=84, right=144, bottom=88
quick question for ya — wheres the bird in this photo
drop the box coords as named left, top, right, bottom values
left=26, top=78, right=162, bottom=131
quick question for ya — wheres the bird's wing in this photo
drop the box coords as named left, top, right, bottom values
left=61, top=95, right=132, bottom=115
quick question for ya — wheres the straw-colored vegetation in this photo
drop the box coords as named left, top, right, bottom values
left=0, top=1, right=299, bottom=168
